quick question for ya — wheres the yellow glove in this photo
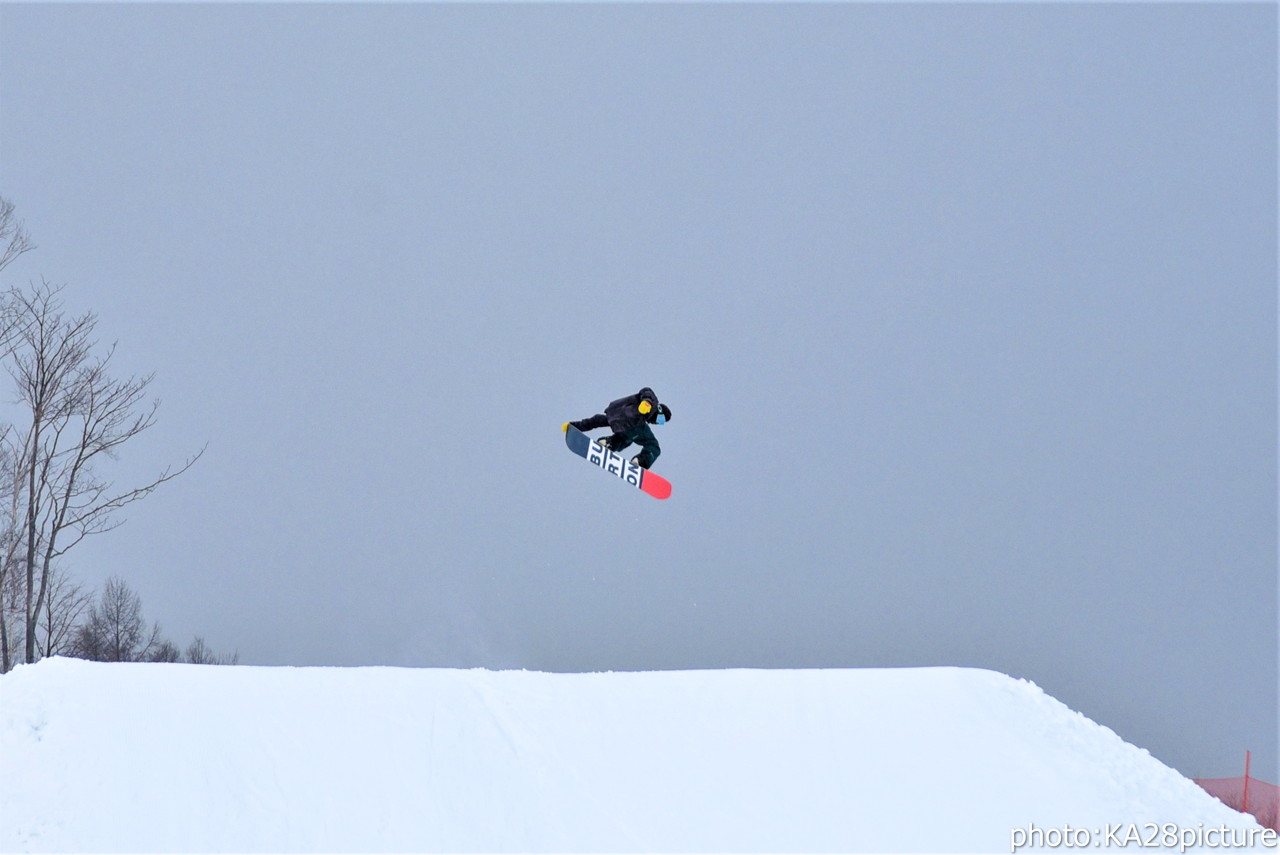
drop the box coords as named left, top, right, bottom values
left=561, top=422, right=570, bottom=432
left=638, top=400, right=653, bottom=415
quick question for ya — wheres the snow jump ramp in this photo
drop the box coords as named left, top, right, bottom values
left=0, top=657, right=1265, bottom=852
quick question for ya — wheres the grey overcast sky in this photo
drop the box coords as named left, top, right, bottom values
left=0, top=2, right=1274, bottom=782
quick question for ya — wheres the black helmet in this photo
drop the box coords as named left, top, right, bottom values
left=657, top=404, right=672, bottom=425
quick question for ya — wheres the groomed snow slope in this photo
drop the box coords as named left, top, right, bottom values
left=0, top=658, right=1263, bottom=852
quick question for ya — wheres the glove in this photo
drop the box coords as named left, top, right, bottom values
left=561, top=422, right=570, bottom=432
left=638, top=400, right=653, bottom=415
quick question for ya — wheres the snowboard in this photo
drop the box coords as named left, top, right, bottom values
left=563, top=425, right=671, bottom=500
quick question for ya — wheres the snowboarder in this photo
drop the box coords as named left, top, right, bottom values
left=563, top=387, right=672, bottom=470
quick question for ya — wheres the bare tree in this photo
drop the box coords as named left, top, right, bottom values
left=2, top=283, right=203, bottom=666
left=0, top=200, right=36, bottom=666
left=39, top=566, right=93, bottom=659
left=0, top=197, right=35, bottom=667
left=150, top=638, right=182, bottom=663
left=0, top=437, right=23, bottom=670
left=0, top=200, right=209, bottom=671
left=0, top=196, right=34, bottom=274
left=70, top=578, right=235, bottom=665
left=71, top=575, right=166, bottom=662
left=186, top=636, right=238, bottom=665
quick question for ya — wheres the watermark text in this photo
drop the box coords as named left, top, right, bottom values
left=1011, top=822, right=1278, bottom=853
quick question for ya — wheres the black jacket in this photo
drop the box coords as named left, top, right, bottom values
left=604, top=387, right=660, bottom=435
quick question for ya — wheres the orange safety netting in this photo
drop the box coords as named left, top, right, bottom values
left=1195, top=775, right=1280, bottom=831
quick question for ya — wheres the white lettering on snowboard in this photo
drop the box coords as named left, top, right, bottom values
left=586, top=441, right=642, bottom=487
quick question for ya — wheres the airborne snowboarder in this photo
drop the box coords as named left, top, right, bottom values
left=563, top=387, right=672, bottom=470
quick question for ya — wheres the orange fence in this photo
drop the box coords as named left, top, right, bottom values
left=1195, top=753, right=1280, bottom=831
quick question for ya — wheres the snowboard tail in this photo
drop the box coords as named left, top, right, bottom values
left=564, top=426, right=671, bottom=500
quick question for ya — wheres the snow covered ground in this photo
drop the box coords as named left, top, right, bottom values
left=0, top=657, right=1267, bottom=852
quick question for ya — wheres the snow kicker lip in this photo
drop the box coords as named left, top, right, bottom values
left=564, top=425, right=671, bottom=500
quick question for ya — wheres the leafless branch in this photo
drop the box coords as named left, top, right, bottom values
left=0, top=197, right=34, bottom=274
left=1, top=282, right=203, bottom=665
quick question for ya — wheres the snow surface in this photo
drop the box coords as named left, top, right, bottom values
left=0, top=657, right=1265, bottom=852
